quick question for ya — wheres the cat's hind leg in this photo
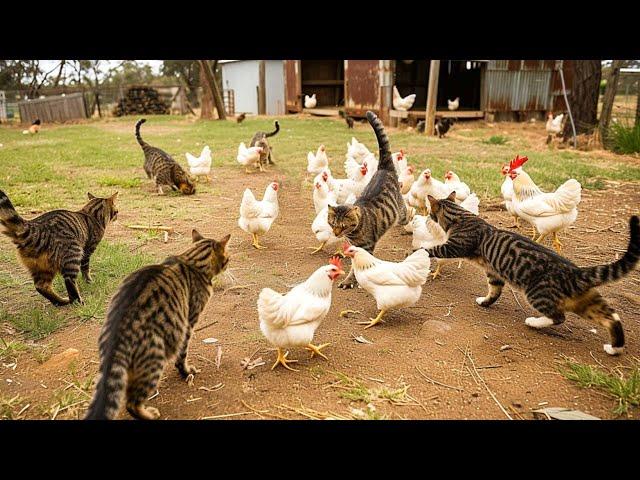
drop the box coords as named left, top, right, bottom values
left=573, top=291, right=624, bottom=356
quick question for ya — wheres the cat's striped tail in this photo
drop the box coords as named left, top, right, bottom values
left=366, top=111, right=394, bottom=173
left=134, top=118, right=147, bottom=147
left=580, top=215, right=640, bottom=288
left=84, top=350, right=128, bottom=420
left=0, top=190, right=27, bottom=240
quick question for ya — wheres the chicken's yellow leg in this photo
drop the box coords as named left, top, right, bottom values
left=271, top=348, right=299, bottom=371
left=535, top=233, right=548, bottom=245
left=305, top=343, right=331, bottom=360
left=531, top=226, right=538, bottom=240
left=431, top=263, right=442, bottom=279
left=339, top=309, right=362, bottom=318
left=308, top=241, right=326, bottom=254
left=252, top=233, right=267, bottom=249
left=552, top=232, right=563, bottom=253
left=358, top=309, right=387, bottom=329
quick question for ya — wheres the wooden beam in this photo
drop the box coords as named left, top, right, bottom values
left=258, top=60, right=266, bottom=115
left=425, top=60, right=440, bottom=136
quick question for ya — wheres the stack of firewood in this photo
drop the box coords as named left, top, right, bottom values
left=112, top=86, right=169, bottom=116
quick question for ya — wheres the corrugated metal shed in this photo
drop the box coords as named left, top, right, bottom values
left=220, top=60, right=285, bottom=115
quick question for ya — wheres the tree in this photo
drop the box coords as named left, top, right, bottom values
left=562, top=60, right=602, bottom=140
left=162, top=61, right=200, bottom=104
left=599, top=60, right=624, bottom=139
left=197, top=60, right=226, bottom=120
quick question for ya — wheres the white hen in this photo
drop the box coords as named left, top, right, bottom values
left=392, top=85, right=416, bottom=111
left=237, top=142, right=264, bottom=173
left=392, top=150, right=408, bottom=176
left=545, top=113, right=564, bottom=144
left=342, top=244, right=431, bottom=329
left=406, top=168, right=452, bottom=215
left=333, top=161, right=369, bottom=202
left=311, top=193, right=356, bottom=254
left=304, top=94, right=317, bottom=109
left=313, top=179, right=337, bottom=214
left=399, top=165, right=416, bottom=195
left=258, top=257, right=345, bottom=370
left=307, top=144, right=329, bottom=174
left=447, top=97, right=460, bottom=111
left=347, top=137, right=371, bottom=162
left=443, top=170, right=470, bottom=203
left=186, top=145, right=212, bottom=181
left=238, top=182, right=279, bottom=249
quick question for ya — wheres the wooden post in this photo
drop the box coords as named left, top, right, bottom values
left=198, top=60, right=227, bottom=120
left=635, top=77, right=640, bottom=127
left=258, top=60, right=266, bottom=115
left=95, top=92, right=102, bottom=118
left=425, top=60, right=440, bottom=136
left=599, top=59, right=624, bottom=137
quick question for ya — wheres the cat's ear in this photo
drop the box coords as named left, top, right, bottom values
left=427, top=195, right=439, bottom=213
left=218, top=233, right=231, bottom=249
left=87, top=192, right=96, bottom=200
left=446, top=190, right=456, bottom=202
left=350, top=206, right=361, bottom=218
left=109, top=192, right=119, bottom=202
left=192, top=229, right=204, bottom=243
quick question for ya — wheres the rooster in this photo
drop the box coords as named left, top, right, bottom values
left=341, top=243, right=430, bottom=329
left=22, top=118, right=41, bottom=135
left=443, top=170, right=470, bottom=202
left=304, top=94, right=317, bottom=109
left=258, top=257, right=345, bottom=370
left=545, top=112, right=564, bottom=144
left=392, top=86, right=416, bottom=111
left=238, top=182, right=279, bottom=249
left=237, top=142, right=264, bottom=173
left=447, top=97, right=460, bottom=111
left=185, top=145, right=212, bottom=182
left=307, top=144, right=329, bottom=174
left=509, top=157, right=581, bottom=253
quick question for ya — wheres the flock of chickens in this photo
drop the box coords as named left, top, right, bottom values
left=183, top=112, right=582, bottom=371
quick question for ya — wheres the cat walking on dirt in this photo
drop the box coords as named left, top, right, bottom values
left=425, top=192, right=639, bottom=356
left=0, top=190, right=118, bottom=306
left=249, top=120, right=279, bottom=166
left=84, top=230, right=231, bottom=420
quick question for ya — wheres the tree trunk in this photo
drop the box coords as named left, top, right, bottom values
left=562, top=60, right=602, bottom=140
left=599, top=59, right=624, bottom=140
left=198, top=60, right=226, bottom=120
left=199, top=64, right=214, bottom=119
left=635, top=79, right=640, bottom=127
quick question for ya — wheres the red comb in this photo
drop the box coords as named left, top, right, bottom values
left=329, top=256, right=343, bottom=270
left=342, top=241, right=351, bottom=253
left=509, top=155, right=528, bottom=172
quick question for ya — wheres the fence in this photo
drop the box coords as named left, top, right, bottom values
left=18, top=93, right=88, bottom=124
left=0, top=91, right=6, bottom=122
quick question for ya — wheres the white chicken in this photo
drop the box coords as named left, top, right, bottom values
left=186, top=145, right=212, bottom=181
left=313, top=168, right=335, bottom=191
left=501, top=164, right=519, bottom=228
left=258, top=257, right=345, bottom=370
left=545, top=112, right=564, bottom=144
left=392, top=150, right=408, bottom=176
left=447, top=97, right=460, bottom=111
left=313, top=179, right=337, bottom=214
left=443, top=170, right=470, bottom=202
left=344, top=153, right=377, bottom=187
left=310, top=194, right=356, bottom=254
left=406, top=168, right=452, bottom=215
left=392, top=85, right=416, bottom=111
left=341, top=244, right=431, bottom=329
left=237, top=142, right=264, bottom=173
left=510, top=168, right=581, bottom=253
left=346, top=137, right=371, bottom=163
left=238, top=182, right=279, bottom=249
left=304, top=94, right=317, bottom=109
left=307, top=144, right=329, bottom=174
left=333, top=161, right=369, bottom=202
left=399, top=165, right=415, bottom=195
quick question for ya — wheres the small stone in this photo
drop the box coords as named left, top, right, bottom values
left=500, top=344, right=512, bottom=352
left=38, top=348, right=80, bottom=372
left=471, top=392, right=479, bottom=398
left=512, top=401, right=523, bottom=408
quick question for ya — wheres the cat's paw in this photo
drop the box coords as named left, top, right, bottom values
left=604, top=344, right=624, bottom=356
left=82, top=272, right=94, bottom=284
left=177, top=363, right=200, bottom=378
left=525, top=316, right=554, bottom=329
left=476, top=296, right=489, bottom=307
left=339, top=281, right=356, bottom=290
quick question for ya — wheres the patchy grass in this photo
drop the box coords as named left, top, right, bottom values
left=482, top=135, right=509, bottom=145
left=332, top=371, right=412, bottom=409
left=0, top=338, right=27, bottom=362
left=0, top=394, right=25, bottom=420
left=560, top=359, right=640, bottom=416
left=608, top=122, right=640, bottom=154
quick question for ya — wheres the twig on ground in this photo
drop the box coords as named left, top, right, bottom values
left=415, top=365, right=464, bottom=392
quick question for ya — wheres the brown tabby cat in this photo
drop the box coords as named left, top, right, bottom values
left=250, top=120, right=279, bottom=165
left=0, top=190, right=118, bottom=306
left=135, top=118, right=196, bottom=195
left=425, top=191, right=639, bottom=356
left=327, top=111, right=408, bottom=288
left=84, top=230, right=231, bottom=420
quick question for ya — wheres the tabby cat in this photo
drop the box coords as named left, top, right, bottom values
left=135, top=118, right=196, bottom=195
left=84, top=230, right=231, bottom=420
left=249, top=120, right=279, bottom=165
left=0, top=190, right=118, bottom=306
left=425, top=192, right=640, bottom=355
left=327, top=111, right=408, bottom=288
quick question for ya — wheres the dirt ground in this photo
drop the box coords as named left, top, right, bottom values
left=2, top=160, right=639, bottom=421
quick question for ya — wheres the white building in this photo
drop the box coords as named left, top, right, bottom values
left=219, top=60, right=285, bottom=115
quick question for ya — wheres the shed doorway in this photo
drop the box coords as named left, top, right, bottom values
left=300, top=60, right=344, bottom=109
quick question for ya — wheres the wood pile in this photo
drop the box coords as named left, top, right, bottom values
left=112, top=86, right=169, bottom=116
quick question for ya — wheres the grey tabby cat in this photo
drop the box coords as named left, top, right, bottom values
left=328, top=111, right=408, bottom=288
left=249, top=120, right=279, bottom=165
left=135, top=119, right=196, bottom=195
left=84, top=230, right=230, bottom=420
left=425, top=192, right=639, bottom=355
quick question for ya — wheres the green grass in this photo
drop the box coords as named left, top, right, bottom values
left=561, top=360, right=640, bottom=416
left=0, top=338, right=27, bottom=362
left=0, top=241, right=154, bottom=340
left=482, top=135, right=509, bottom=145
left=608, top=122, right=640, bottom=154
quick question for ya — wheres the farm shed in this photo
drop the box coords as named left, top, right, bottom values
left=17, top=92, right=88, bottom=124
left=220, top=60, right=285, bottom=115
left=282, top=60, right=574, bottom=125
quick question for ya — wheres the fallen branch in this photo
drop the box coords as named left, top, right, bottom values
left=201, top=411, right=253, bottom=420
left=126, top=224, right=174, bottom=232
left=415, top=365, right=464, bottom=392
